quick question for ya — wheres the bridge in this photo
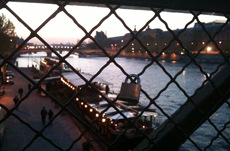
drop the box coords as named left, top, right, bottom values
left=18, top=46, right=107, bottom=57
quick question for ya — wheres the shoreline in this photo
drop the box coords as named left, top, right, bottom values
left=86, top=53, right=228, bottom=64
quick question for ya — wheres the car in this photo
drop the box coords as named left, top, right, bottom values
left=5, top=70, right=14, bottom=77
left=0, top=87, right=4, bottom=96
left=5, top=76, right=14, bottom=84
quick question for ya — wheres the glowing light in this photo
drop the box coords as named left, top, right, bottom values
left=102, top=118, right=106, bottom=122
left=207, top=47, right=212, bottom=51
left=154, top=114, right=157, bottom=118
left=142, top=125, right=145, bottom=129
left=76, top=98, right=79, bottom=101
left=84, top=104, right=88, bottom=108
left=99, top=95, right=102, bottom=98
left=81, top=102, right=84, bottom=105
left=219, top=41, right=222, bottom=44
left=90, top=108, right=93, bottom=112
left=96, top=113, right=99, bottom=117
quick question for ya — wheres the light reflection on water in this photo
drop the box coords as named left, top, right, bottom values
left=16, top=54, right=230, bottom=150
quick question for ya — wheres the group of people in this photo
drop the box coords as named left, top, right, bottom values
left=13, top=85, right=55, bottom=126
left=41, top=107, right=54, bottom=126
left=13, top=84, right=31, bottom=109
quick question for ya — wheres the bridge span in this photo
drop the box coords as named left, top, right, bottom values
left=18, top=48, right=107, bottom=57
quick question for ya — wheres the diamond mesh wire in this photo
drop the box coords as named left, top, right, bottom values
left=0, top=0, right=230, bottom=151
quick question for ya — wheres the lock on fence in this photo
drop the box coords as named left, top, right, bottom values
left=118, top=74, right=141, bottom=104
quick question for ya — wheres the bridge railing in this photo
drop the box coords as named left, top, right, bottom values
left=0, top=0, right=230, bottom=151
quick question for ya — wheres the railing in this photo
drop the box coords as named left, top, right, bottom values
left=0, top=0, right=230, bottom=151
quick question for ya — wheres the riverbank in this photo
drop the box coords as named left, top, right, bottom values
left=89, top=51, right=228, bottom=64
left=0, top=67, right=89, bottom=151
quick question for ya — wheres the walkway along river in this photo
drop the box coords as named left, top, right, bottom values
left=16, top=53, right=230, bottom=151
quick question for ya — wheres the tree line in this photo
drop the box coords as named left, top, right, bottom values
left=0, top=13, right=23, bottom=56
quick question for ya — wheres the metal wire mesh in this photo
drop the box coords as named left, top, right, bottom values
left=0, top=0, right=230, bottom=151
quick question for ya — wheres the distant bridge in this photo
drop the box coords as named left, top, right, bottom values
left=18, top=48, right=107, bottom=57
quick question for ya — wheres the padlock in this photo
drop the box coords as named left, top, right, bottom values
left=118, top=74, right=141, bottom=104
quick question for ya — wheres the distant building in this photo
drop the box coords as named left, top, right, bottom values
left=95, top=31, right=107, bottom=41
left=95, top=20, right=230, bottom=54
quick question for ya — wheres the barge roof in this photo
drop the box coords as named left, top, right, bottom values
left=62, top=71, right=112, bottom=86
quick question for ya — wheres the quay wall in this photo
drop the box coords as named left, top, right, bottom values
left=106, top=51, right=229, bottom=63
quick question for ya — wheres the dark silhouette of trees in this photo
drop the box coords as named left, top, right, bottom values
left=0, top=13, right=16, bottom=55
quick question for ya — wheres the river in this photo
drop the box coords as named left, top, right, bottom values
left=16, top=52, right=230, bottom=151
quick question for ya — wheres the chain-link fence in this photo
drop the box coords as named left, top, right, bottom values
left=0, top=0, right=230, bottom=151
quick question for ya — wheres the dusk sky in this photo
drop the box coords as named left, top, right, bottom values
left=0, top=2, right=227, bottom=45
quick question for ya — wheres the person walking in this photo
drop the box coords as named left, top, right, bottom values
left=18, top=87, right=23, bottom=99
left=48, top=109, right=54, bottom=125
left=41, top=107, right=47, bottom=126
left=13, top=95, right=19, bottom=110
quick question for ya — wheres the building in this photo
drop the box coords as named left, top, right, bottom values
left=95, top=20, right=230, bottom=54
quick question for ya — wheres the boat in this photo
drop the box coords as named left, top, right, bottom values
left=59, top=71, right=160, bottom=150
left=38, top=57, right=161, bottom=149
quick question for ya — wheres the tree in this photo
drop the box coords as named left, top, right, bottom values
left=0, top=13, right=16, bottom=55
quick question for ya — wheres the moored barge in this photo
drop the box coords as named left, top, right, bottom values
left=59, top=71, right=161, bottom=150
left=38, top=57, right=161, bottom=149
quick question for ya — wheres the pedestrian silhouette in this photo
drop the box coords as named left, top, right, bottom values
left=48, top=109, right=54, bottom=125
left=41, top=107, right=47, bottom=126
left=28, top=83, right=31, bottom=91
left=18, top=87, right=23, bottom=99
left=13, top=95, right=19, bottom=110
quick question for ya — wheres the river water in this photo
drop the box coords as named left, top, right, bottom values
left=16, top=52, right=230, bottom=151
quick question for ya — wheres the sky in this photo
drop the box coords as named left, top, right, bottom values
left=0, top=2, right=227, bottom=45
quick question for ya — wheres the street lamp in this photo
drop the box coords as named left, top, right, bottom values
left=207, top=46, right=212, bottom=52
